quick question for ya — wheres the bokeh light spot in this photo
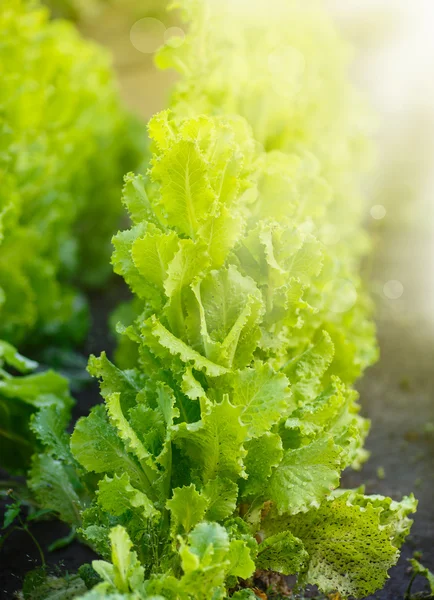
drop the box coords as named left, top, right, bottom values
left=370, top=204, right=387, bottom=220
left=130, top=18, right=166, bottom=54
left=164, top=26, right=185, bottom=48
left=383, top=280, right=404, bottom=299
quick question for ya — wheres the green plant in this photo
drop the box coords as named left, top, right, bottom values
left=64, top=107, right=415, bottom=599
left=406, top=558, right=434, bottom=599
left=0, top=0, right=143, bottom=346
left=0, top=340, right=73, bottom=474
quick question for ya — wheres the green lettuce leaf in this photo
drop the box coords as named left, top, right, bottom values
left=262, top=492, right=416, bottom=597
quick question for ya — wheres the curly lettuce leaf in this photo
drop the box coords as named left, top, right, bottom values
left=0, top=342, right=73, bottom=474
left=262, top=492, right=416, bottom=598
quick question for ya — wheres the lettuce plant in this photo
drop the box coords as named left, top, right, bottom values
left=0, top=0, right=142, bottom=345
left=65, top=1, right=415, bottom=597
left=65, top=109, right=416, bottom=599
left=0, top=340, right=72, bottom=475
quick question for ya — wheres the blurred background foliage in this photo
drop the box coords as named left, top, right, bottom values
left=45, top=0, right=167, bottom=22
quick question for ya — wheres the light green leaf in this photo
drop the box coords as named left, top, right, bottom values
left=164, top=239, right=210, bottom=301
left=241, top=432, right=283, bottom=499
left=173, top=396, right=248, bottom=483
left=198, top=205, right=244, bottom=269
left=29, top=453, right=83, bottom=526
left=112, top=224, right=159, bottom=304
left=129, top=382, right=179, bottom=474
left=0, top=369, right=72, bottom=408
left=132, top=226, right=179, bottom=294
left=87, top=352, right=142, bottom=408
left=101, top=525, right=145, bottom=594
left=151, top=139, right=215, bottom=238
left=188, top=265, right=264, bottom=369
left=229, top=361, right=293, bottom=438
left=71, top=405, right=149, bottom=492
left=0, top=340, right=37, bottom=372
left=77, top=590, right=132, bottom=600
left=263, top=493, right=401, bottom=598
left=284, top=331, right=335, bottom=404
left=105, top=393, right=151, bottom=466
left=203, top=477, right=239, bottom=522
left=149, top=316, right=229, bottom=377
left=30, top=405, right=71, bottom=461
left=128, top=404, right=165, bottom=460
left=122, top=172, right=158, bottom=226
left=409, top=559, right=434, bottom=594
left=257, top=531, right=308, bottom=575
left=267, top=437, right=342, bottom=514
left=148, top=109, right=177, bottom=151
left=175, top=522, right=231, bottom=599
left=286, top=376, right=370, bottom=470
left=105, top=392, right=160, bottom=495
left=92, top=560, right=116, bottom=588
left=333, top=491, right=417, bottom=548
left=97, top=473, right=160, bottom=522
left=181, top=367, right=207, bottom=400
left=181, top=521, right=229, bottom=571
left=227, top=539, right=255, bottom=579
left=231, top=591, right=257, bottom=600
left=166, top=484, right=209, bottom=535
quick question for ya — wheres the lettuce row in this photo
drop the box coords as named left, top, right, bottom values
left=65, top=111, right=416, bottom=599
left=0, top=0, right=142, bottom=345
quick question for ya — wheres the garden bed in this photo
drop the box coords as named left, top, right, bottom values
left=1, top=3, right=433, bottom=598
